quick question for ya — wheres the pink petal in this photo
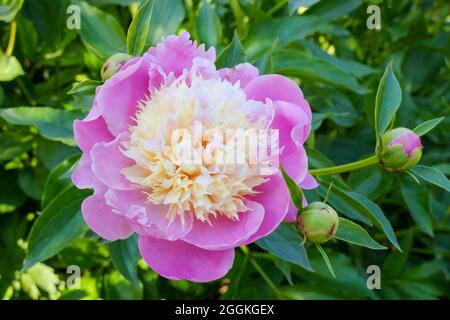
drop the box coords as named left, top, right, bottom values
left=182, top=200, right=265, bottom=250
left=71, top=153, right=104, bottom=191
left=272, top=100, right=310, bottom=183
left=73, top=116, right=114, bottom=153
left=244, top=74, right=306, bottom=107
left=246, top=173, right=290, bottom=242
left=138, top=236, right=234, bottom=282
left=219, top=63, right=259, bottom=88
left=148, top=31, right=215, bottom=78
left=97, top=54, right=152, bottom=136
left=84, top=91, right=102, bottom=121
left=105, top=189, right=192, bottom=240
left=284, top=201, right=298, bottom=223
left=81, top=192, right=134, bottom=241
left=90, top=133, right=134, bottom=190
left=300, top=173, right=319, bottom=190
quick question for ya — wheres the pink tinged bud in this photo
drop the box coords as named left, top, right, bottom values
left=101, top=53, right=134, bottom=81
left=297, top=202, right=339, bottom=244
left=380, top=128, right=422, bottom=172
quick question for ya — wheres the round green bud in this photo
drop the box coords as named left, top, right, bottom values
left=379, top=127, right=422, bottom=172
left=101, top=53, right=134, bottom=81
left=297, top=202, right=339, bottom=244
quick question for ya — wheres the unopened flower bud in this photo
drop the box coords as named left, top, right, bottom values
left=101, top=53, right=133, bottom=81
left=379, top=128, right=422, bottom=172
left=297, top=202, right=339, bottom=244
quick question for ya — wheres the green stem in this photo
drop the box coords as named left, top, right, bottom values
left=268, top=0, right=288, bottom=15
left=249, top=258, right=282, bottom=298
left=228, top=0, right=246, bottom=34
left=6, top=20, right=17, bottom=56
left=309, top=155, right=379, bottom=177
left=240, top=247, right=283, bottom=298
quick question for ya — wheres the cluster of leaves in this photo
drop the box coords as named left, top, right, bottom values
left=0, top=0, right=449, bottom=300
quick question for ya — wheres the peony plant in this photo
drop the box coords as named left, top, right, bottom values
left=2, top=0, right=448, bottom=299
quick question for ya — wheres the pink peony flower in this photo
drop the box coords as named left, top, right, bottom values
left=72, top=31, right=315, bottom=282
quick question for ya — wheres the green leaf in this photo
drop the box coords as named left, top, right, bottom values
left=0, top=55, right=24, bottom=82
left=0, top=130, right=34, bottom=162
left=41, top=153, right=81, bottom=209
left=244, top=0, right=361, bottom=60
left=272, top=256, right=293, bottom=285
left=108, top=235, right=140, bottom=286
left=68, top=79, right=102, bottom=96
left=104, top=270, right=143, bottom=300
left=280, top=165, right=303, bottom=210
left=382, top=230, right=413, bottom=278
left=289, top=0, right=321, bottom=15
left=304, top=0, right=362, bottom=21
left=0, top=107, right=83, bottom=146
left=196, top=0, right=222, bottom=49
left=0, top=169, right=26, bottom=214
left=320, top=181, right=401, bottom=251
left=256, top=224, right=312, bottom=271
left=243, top=16, right=322, bottom=61
left=0, top=85, right=4, bottom=106
left=36, top=139, right=79, bottom=170
left=315, top=244, right=335, bottom=278
left=335, top=217, right=387, bottom=250
left=0, top=0, right=24, bottom=22
left=73, top=0, right=126, bottom=59
left=141, top=0, right=185, bottom=46
left=127, top=0, right=154, bottom=56
left=410, top=165, right=450, bottom=192
left=347, top=165, right=393, bottom=200
left=23, top=186, right=92, bottom=271
left=216, top=31, right=246, bottom=68
left=374, top=62, right=402, bottom=138
left=413, top=117, right=445, bottom=137
left=18, top=164, right=49, bottom=200
left=399, top=174, right=433, bottom=236
left=272, top=49, right=368, bottom=94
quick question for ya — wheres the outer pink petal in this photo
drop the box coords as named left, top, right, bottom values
left=218, top=63, right=259, bottom=88
left=138, top=236, right=234, bottom=282
left=71, top=153, right=104, bottom=191
left=271, top=100, right=310, bottom=183
left=105, top=189, right=192, bottom=240
left=182, top=200, right=264, bottom=250
left=73, top=116, right=114, bottom=153
left=244, top=74, right=306, bottom=107
left=90, top=133, right=134, bottom=190
left=81, top=192, right=133, bottom=241
left=96, top=54, right=152, bottom=136
left=245, top=75, right=312, bottom=183
left=300, top=173, right=319, bottom=190
left=84, top=89, right=102, bottom=121
left=246, top=173, right=290, bottom=242
left=148, top=31, right=215, bottom=78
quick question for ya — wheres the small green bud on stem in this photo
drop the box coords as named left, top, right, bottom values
left=101, top=53, right=134, bottom=81
left=297, top=202, right=339, bottom=244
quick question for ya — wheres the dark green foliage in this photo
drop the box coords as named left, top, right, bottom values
left=0, top=0, right=448, bottom=300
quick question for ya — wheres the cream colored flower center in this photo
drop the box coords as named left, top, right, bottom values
left=122, top=77, right=277, bottom=223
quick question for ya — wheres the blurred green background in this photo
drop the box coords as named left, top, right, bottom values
left=0, top=0, right=449, bottom=300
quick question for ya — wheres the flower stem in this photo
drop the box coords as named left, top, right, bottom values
left=309, top=155, right=379, bottom=177
left=249, top=258, right=283, bottom=298
left=268, top=0, right=288, bottom=15
left=6, top=20, right=17, bottom=56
